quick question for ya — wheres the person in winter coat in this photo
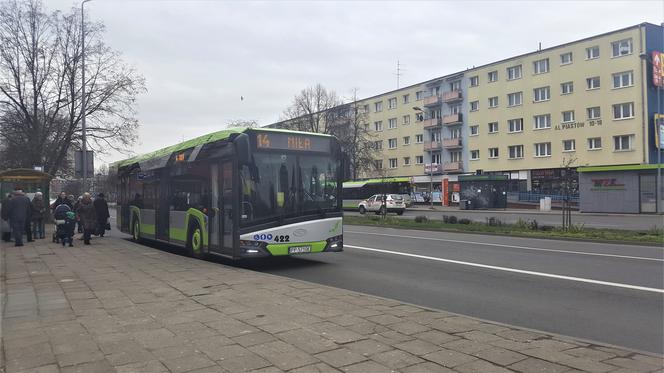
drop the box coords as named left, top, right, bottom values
left=76, top=193, right=97, bottom=245
left=51, top=192, right=71, bottom=211
left=73, top=195, right=83, bottom=233
left=6, top=188, right=32, bottom=246
left=31, top=192, right=47, bottom=239
left=1, top=193, right=12, bottom=242
left=93, top=193, right=110, bottom=237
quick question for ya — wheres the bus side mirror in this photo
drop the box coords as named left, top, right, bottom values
left=235, top=133, right=251, bottom=166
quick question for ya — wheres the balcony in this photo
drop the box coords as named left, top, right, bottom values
left=423, top=95, right=442, bottom=107
left=442, top=113, right=463, bottom=125
left=423, top=141, right=442, bottom=151
left=442, top=138, right=462, bottom=148
left=422, top=117, right=442, bottom=128
left=443, top=90, right=463, bottom=103
left=424, top=163, right=443, bottom=174
left=443, top=161, right=463, bottom=172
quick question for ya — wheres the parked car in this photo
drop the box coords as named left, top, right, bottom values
left=358, top=194, right=406, bottom=215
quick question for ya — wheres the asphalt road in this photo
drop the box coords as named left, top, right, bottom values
left=345, top=209, right=664, bottom=231
left=245, top=225, right=664, bottom=354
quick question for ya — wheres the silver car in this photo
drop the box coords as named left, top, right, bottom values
left=358, top=194, right=406, bottom=215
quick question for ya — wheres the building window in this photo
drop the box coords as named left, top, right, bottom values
left=415, top=155, right=424, bottom=164
left=470, top=101, right=479, bottom=111
left=373, top=140, right=383, bottom=150
left=507, top=65, right=522, bottom=80
left=450, top=80, right=461, bottom=91
left=450, top=104, right=461, bottom=114
left=560, top=52, right=573, bottom=65
left=534, top=114, right=551, bottom=129
left=533, top=86, right=550, bottom=102
left=374, top=121, right=383, bottom=131
left=561, top=81, right=573, bottom=95
left=415, top=134, right=423, bottom=143
left=488, top=96, right=498, bottom=108
left=587, top=106, right=601, bottom=119
left=363, top=104, right=370, bottom=113
left=611, top=39, right=632, bottom=57
left=534, top=142, right=551, bottom=157
left=488, top=122, right=499, bottom=133
left=533, top=58, right=549, bottom=74
left=588, top=137, right=602, bottom=150
left=561, top=110, right=575, bottom=123
left=388, top=138, right=397, bottom=149
left=403, top=157, right=411, bottom=166
left=470, top=125, right=479, bottom=136
left=563, top=139, right=576, bottom=152
left=507, top=92, right=523, bottom=107
left=508, top=145, right=524, bottom=159
left=489, top=147, right=499, bottom=158
left=375, top=101, right=383, bottom=112
left=586, top=76, right=600, bottom=90
left=470, top=150, right=480, bottom=160
left=388, top=158, right=397, bottom=169
left=388, top=97, right=397, bottom=109
left=469, top=76, right=479, bottom=87
left=586, top=46, right=600, bottom=59
left=416, top=91, right=425, bottom=100
left=374, top=160, right=383, bottom=169
left=614, top=135, right=634, bottom=151
left=403, top=115, right=410, bottom=125
left=449, top=151, right=461, bottom=162
left=612, top=71, right=633, bottom=88
left=388, top=118, right=397, bottom=129
left=508, top=118, right=523, bottom=133
left=402, top=94, right=410, bottom=104
left=613, top=102, right=634, bottom=120
left=403, top=136, right=410, bottom=145
left=488, top=70, right=498, bottom=82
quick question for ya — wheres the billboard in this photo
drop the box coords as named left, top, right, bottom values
left=653, top=51, right=664, bottom=88
left=656, top=114, right=664, bottom=150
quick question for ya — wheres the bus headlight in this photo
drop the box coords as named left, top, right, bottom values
left=239, top=240, right=267, bottom=255
left=325, top=235, right=343, bottom=252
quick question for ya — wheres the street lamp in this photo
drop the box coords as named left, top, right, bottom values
left=81, top=0, right=93, bottom=192
left=414, top=106, right=435, bottom=209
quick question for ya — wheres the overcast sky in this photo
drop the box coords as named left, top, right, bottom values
left=46, top=0, right=662, bottom=168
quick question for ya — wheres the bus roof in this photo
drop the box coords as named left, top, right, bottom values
left=113, top=127, right=336, bottom=170
left=343, top=177, right=410, bottom=188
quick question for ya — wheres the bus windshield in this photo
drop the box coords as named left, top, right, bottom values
left=240, top=151, right=340, bottom=226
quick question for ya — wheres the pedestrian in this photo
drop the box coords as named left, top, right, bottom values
left=76, top=193, right=97, bottom=245
left=72, top=195, right=83, bottom=233
left=93, top=193, right=110, bottom=237
left=1, top=193, right=12, bottom=242
left=51, top=191, right=71, bottom=210
left=5, top=188, right=32, bottom=246
left=31, top=192, right=47, bottom=239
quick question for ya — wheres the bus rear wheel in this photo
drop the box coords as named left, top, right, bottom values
left=187, top=222, right=206, bottom=259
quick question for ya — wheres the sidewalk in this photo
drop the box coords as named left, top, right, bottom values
left=2, top=234, right=662, bottom=373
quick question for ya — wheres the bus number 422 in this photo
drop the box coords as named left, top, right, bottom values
left=274, top=235, right=290, bottom=242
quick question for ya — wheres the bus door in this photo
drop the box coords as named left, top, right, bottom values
left=156, top=174, right=170, bottom=241
left=119, top=176, right=130, bottom=232
left=209, top=160, right=234, bottom=257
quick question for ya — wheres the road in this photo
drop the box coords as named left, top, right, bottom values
left=245, top=225, right=664, bottom=354
left=345, top=209, right=664, bottom=230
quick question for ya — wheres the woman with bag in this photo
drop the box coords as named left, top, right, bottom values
left=93, top=193, right=110, bottom=237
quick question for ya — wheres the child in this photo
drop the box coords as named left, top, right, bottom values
left=54, top=204, right=75, bottom=247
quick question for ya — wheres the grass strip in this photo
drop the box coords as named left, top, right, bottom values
left=344, top=215, right=664, bottom=245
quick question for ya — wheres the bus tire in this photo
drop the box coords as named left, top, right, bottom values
left=359, top=206, right=366, bottom=214
left=132, top=216, right=141, bottom=242
left=187, top=221, right=206, bottom=259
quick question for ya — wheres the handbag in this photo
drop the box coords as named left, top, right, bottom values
left=105, top=222, right=111, bottom=231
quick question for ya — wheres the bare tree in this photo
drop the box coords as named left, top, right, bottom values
left=560, top=156, right=578, bottom=231
left=280, top=83, right=341, bottom=133
left=226, top=119, right=258, bottom=128
left=0, top=0, right=146, bottom=176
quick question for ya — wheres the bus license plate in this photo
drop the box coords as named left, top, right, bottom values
left=289, top=245, right=311, bottom=254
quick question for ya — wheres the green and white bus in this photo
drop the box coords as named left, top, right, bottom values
left=113, top=128, right=343, bottom=260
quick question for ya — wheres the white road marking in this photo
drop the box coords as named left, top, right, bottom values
left=344, top=230, right=664, bottom=262
left=345, top=244, right=664, bottom=294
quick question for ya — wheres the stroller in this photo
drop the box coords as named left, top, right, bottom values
left=53, top=204, right=75, bottom=247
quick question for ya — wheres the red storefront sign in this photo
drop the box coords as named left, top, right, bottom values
left=653, top=51, right=664, bottom=88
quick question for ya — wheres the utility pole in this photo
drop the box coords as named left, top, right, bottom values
left=81, top=0, right=92, bottom=192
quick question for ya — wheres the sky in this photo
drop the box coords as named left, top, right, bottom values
left=44, top=0, right=663, bottom=169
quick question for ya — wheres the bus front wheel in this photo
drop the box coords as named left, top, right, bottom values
left=187, top=222, right=206, bottom=259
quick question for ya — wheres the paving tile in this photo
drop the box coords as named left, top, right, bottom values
left=343, top=339, right=393, bottom=356
left=276, top=328, right=339, bottom=354
left=59, top=359, right=116, bottom=373
left=289, top=363, right=341, bottom=373
left=605, top=357, right=663, bottom=372
left=421, top=348, right=477, bottom=368
left=248, top=340, right=318, bottom=371
left=412, top=330, right=459, bottom=346
left=472, top=347, right=528, bottom=366
left=455, top=359, right=513, bottom=373
left=216, top=353, right=272, bottom=372
left=399, top=362, right=456, bottom=373
left=442, top=338, right=493, bottom=355
left=509, top=357, right=571, bottom=373
left=314, top=348, right=367, bottom=368
left=232, top=331, right=277, bottom=347
left=161, top=353, right=217, bottom=373
left=370, top=349, right=424, bottom=369
left=341, top=360, right=396, bottom=373
left=394, top=339, right=442, bottom=356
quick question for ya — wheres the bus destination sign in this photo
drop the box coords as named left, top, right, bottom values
left=255, top=132, right=329, bottom=152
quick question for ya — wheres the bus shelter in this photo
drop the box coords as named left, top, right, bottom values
left=458, top=175, right=508, bottom=210
left=0, top=168, right=54, bottom=201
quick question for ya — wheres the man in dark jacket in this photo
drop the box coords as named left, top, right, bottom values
left=76, top=193, right=97, bottom=245
left=1, top=193, right=12, bottom=242
left=51, top=192, right=71, bottom=210
left=93, top=193, right=110, bottom=237
left=6, top=188, right=32, bottom=246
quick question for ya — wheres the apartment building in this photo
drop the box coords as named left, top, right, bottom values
left=465, top=23, right=663, bottom=200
